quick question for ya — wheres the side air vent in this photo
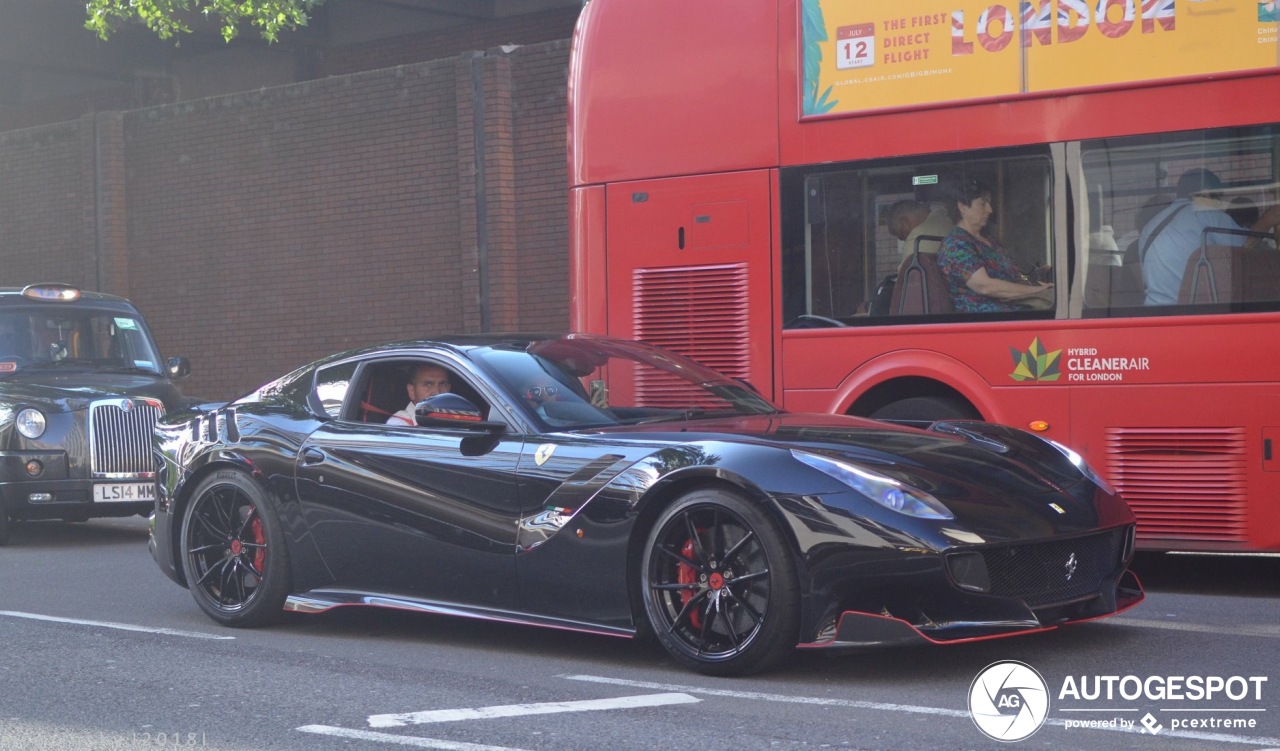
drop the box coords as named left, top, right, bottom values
left=633, top=263, right=751, bottom=406
left=1105, top=427, right=1247, bottom=543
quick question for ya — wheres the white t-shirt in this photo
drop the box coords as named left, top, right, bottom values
left=386, top=402, right=416, bottom=426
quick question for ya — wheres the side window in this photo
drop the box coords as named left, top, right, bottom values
left=1080, top=125, right=1280, bottom=316
left=351, top=359, right=491, bottom=426
left=781, top=147, right=1054, bottom=326
left=313, top=361, right=358, bottom=418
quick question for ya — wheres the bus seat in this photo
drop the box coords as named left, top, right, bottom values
left=1240, top=245, right=1280, bottom=303
left=1177, top=246, right=1235, bottom=304
left=1084, top=263, right=1112, bottom=309
left=1114, top=262, right=1146, bottom=307
left=1095, top=261, right=1147, bottom=308
left=889, top=252, right=954, bottom=315
left=1176, top=247, right=1280, bottom=304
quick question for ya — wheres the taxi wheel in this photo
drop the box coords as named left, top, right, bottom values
left=640, top=488, right=800, bottom=676
left=180, top=470, right=291, bottom=628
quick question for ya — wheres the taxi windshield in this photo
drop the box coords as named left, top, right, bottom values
left=0, top=308, right=164, bottom=376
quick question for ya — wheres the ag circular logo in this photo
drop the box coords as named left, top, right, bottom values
left=968, top=660, right=1050, bottom=742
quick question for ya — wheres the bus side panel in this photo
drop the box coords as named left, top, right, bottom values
left=604, top=171, right=775, bottom=397
left=570, top=186, right=608, bottom=334
left=781, top=319, right=1280, bottom=552
left=569, top=0, right=779, bottom=186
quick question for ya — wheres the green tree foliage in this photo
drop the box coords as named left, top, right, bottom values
left=86, top=0, right=326, bottom=43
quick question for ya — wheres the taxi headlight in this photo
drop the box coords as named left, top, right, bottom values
left=16, top=409, right=46, bottom=439
left=792, top=450, right=954, bottom=520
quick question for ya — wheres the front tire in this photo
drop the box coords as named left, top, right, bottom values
left=641, top=488, right=800, bottom=676
left=0, top=510, right=10, bottom=546
left=180, top=470, right=291, bottom=627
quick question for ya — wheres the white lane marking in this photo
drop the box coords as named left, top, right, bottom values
left=298, top=726, right=527, bottom=750
left=563, top=675, right=966, bottom=717
left=562, top=675, right=1280, bottom=747
left=1109, top=617, right=1280, bottom=639
left=0, top=610, right=235, bottom=640
left=368, top=692, right=699, bottom=728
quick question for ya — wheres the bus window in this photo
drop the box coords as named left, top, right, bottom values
left=781, top=148, right=1054, bottom=325
left=1080, top=125, right=1280, bottom=316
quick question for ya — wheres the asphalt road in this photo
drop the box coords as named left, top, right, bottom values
left=1, top=516, right=1278, bottom=751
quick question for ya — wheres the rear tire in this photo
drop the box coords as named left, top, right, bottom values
left=0, top=510, right=11, bottom=546
left=869, top=396, right=979, bottom=427
left=180, top=470, right=291, bottom=628
left=640, top=488, right=800, bottom=676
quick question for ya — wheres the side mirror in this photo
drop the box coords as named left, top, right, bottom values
left=167, top=356, right=192, bottom=379
left=415, top=393, right=505, bottom=434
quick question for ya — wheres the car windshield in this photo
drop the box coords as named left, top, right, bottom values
left=0, top=307, right=164, bottom=376
left=470, top=336, right=779, bottom=431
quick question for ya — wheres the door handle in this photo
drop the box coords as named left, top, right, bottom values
left=301, top=448, right=326, bottom=466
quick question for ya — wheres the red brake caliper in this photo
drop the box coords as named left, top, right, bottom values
left=678, top=538, right=702, bottom=628
left=250, top=516, right=266, bottom=575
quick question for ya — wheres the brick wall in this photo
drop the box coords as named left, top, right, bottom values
left=0, top=119, right=98, bottom=288
left=0, top=40, right=572, bottom=401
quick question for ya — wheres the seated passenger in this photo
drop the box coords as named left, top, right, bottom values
left=887, top=199, right=953, bottom=269
left=387, top=364, right=452, bottom=426
left=935, top=180, right=1054, bottom=313
left=1140, top=168, right=1280, bottom=305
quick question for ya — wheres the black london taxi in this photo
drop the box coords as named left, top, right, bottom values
left=0, top=284, right=194, bottom=544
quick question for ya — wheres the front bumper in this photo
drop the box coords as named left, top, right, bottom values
left=798, top=569, right=1144, bottom=649
left=1, top=452, right=154, bottom=519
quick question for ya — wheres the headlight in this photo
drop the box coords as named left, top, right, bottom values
left=792, top=450, right=954, bottom=520
left=16, top=408, right=46, bottom=439
left=1046, top=439, right=1118, bottom=495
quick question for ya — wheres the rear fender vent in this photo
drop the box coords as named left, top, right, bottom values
left=1105, top=428, right=1247, bottom=542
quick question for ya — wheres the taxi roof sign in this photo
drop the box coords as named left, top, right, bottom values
left=21, top=284, right=82, bottom=302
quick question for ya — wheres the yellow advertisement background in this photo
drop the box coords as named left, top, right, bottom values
left=809, top=0, right=1279, bottom=115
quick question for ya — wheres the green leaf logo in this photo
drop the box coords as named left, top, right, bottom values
left=1010, top=338, right=1062, bottom=382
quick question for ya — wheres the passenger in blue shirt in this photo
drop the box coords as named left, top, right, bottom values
left=1140, top=168, right=1280, bottom=305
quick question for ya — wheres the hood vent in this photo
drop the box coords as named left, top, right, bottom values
left=1105, top=427, right=1247, bottom=543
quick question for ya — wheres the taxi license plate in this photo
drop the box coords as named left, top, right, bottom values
left=93, top=483, right=155, bottom=503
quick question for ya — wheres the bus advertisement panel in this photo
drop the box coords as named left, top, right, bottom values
left=803, top=0, right=1278, bottom=116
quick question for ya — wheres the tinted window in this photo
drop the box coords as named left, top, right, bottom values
left=781, top=147, right=1054, bottom=326
left=0, top=307, right=163, bottom=374
left=1080, top=125, right=1280, bottom=316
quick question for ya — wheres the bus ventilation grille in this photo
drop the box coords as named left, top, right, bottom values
left=633, top=263, right=750, bottom=406
left=1104, top=427, right=1247, bottom=543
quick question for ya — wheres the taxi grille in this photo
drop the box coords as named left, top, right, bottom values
left=88, top=399, right=163, bottom=477
left=978, top=529, right=1125, bottom=607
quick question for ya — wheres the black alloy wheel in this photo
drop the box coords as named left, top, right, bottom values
left=641, top=488, right=800, bottom=676
left=180, top=470, right=290, bottom=627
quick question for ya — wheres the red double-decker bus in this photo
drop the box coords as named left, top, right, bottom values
left=568, top=0, right=1280, bottom=552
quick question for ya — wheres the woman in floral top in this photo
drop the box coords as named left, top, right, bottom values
left=936, top=180, right=1054, bottom=313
